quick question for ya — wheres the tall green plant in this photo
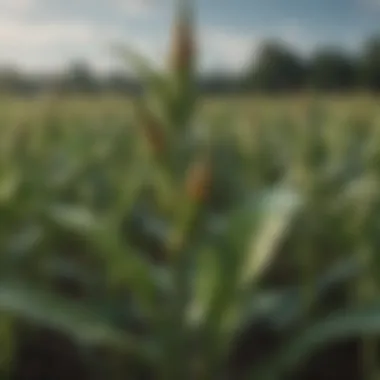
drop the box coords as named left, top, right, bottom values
left=0, top=2, right=380, bottom=380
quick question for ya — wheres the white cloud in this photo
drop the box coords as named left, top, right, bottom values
left=0, top=13, right=108, bottom=71
left=0, top=13, right=167, bottom=73
left=0, top=0, right=169, bottom=72
left=0, top=19, right=311, bottom=74
left=199, top=28, right=259, bottom=73
left=196, top=21, right=319, bottom=73
left=0, top=19, right=94, bottom=47
left=118, top=0, right=156, bottom=17
left=0, top=1, right=315, bottom=75
left=0, top=0, right=36, bottom=13
left=272, top=21, right=315, bottom=54
left=106, top=0, right=168, bottom=19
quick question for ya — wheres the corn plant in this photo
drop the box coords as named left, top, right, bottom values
left=1, top=1, right=380, bottom=380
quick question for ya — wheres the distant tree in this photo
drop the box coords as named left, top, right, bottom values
left=0, top=66, right=34, bottom=94
left=247, top=40, right=307, bottom=92
left=63, top=61, right=99, bottom=94
left=308, top=48, right=357, bottom=91
left=3, top=34, right=380, bottom=95
left=105, top=71, right=141, bottom=94
left=199, top=72, right=242, bottom=94
left=360, top=36, right=380, bottom=92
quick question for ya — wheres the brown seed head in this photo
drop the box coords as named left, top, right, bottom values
left=169, top=0, right=194, bottom=73
left=185, top=158, right=212, bottom=203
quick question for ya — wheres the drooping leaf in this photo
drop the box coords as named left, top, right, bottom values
left=249, top=303, right=380, bottom=380
left=0, top=280, right=156, bottom=362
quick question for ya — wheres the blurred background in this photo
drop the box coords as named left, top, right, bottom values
left=0, top=0, right=379, bottom=95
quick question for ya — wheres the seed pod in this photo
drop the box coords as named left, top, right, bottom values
left=185, top=157, right=212, bottom=203
left=168, top=0, right=194, bottom=74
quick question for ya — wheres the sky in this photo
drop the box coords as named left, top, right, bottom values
left=0, top=0, right=379, bottom=74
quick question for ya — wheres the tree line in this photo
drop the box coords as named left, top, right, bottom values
left=246, top=35, right=380, bottom=93
left=0, top=34, right=380, bottom=95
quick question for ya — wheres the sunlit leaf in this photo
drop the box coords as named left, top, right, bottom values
left=48, top=204, right=103, bottom=234
left=227, top=185, right=304, bottom=289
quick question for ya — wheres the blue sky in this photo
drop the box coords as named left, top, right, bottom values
left=0, top=0, right=378, bottom=73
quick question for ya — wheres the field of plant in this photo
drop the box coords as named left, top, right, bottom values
left=1, top=3, right=380, bottom=380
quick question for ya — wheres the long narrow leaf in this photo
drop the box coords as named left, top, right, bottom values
left=248, top=303, right=380, bottom=380
left=0, top=281, right=156, bottom=362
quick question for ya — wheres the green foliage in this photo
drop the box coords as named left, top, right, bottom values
left=250, top=41, right=307, bottom=92
left=308, top=48, right=358, bottom=91
left=246, top=37, right=379, bottom=93
left=0, top=2, right=380, bottom=380
left=361, top=36, right=380, bottom=92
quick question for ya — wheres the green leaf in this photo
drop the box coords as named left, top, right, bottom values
left=112, top=44, right=163, bottom=83
left=191, top=187, right=303, bottom=373
left=46, top=204, right=167, bottom=320
left=5, top=224, right=44, bottom=259
left=237, top=289, right=300, bottom=333
left=237, top=257, right=362, bottom=337
left=0, top=280, right=156, bottom=361
left=112, top=44, right=172, bottom=105
left=225, top=186, right=304, bottom=291
left=187, top=246, right=222, bottom=327
left=249, top=303, right=380, bottom=380
left=0, top=170, right=21, bottom=204
left=111, top=44, right=180, bottom=131
left=48, top=204, right=102, bottom=235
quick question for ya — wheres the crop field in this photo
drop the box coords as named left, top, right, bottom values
left=1, top=4, right=380, bottom=380
left=0, top=93, right=379, bottom=133
left=1, top=90, right=380, bottom=380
